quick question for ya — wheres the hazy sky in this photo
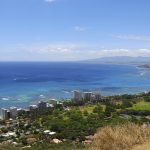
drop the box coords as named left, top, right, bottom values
left=1, top=0, right=150, bottom=61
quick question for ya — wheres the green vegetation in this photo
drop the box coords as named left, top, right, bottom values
left=0, top=145, right=21, bottom=150
left=23, top=142, right=85, bottom=150
left=144, top=96, right=150, bottom=102
left=31, top=105, right=128, bottom=142
left=131, top=100, right=150, bottom=111
left=0, top=143, right=85, bottom=150
left=79, top=105, right=96, bottom=114
left=1, top=92, right=150, bottom=150
left=79, top=105, right=106, bottom=114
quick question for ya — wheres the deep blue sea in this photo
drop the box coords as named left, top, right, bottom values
left=0, top=62, right=150, bottom=108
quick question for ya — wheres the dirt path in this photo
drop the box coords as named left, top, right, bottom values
left=132, top=141, right=150, bottom=150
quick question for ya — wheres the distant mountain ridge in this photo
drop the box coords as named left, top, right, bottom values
left=84, top=56, right=150, bottom=65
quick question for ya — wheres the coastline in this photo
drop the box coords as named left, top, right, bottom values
left=0, top=62, right=150, bottom=108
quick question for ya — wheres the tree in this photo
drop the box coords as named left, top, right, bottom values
left=105, top=105, right=116, bottom=116
left=122, top=100, right=133, bottom=108
left=21, top=138, right=28, bottom=145
left=144, top=96, right=150, bottom=102
left=93, top=105, right=103, bottom=114
left=83, top=110, right=89, bottom=116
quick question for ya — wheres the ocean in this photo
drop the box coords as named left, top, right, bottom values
left=0, top=62, right=150, bottom=108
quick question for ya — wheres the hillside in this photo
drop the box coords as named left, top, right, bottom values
left=84, top=56, right=150, bottom=65
left=88, top=123, right=150, bottom=150
left=0, top=93, right=150, bottom=150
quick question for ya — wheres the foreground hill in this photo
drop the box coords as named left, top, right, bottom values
left=88, top=123, right=150, bottom=150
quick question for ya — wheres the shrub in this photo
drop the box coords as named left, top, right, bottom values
left=144, top=96, right=150, bottom=102
left=122, top=100, right=133, bottom=108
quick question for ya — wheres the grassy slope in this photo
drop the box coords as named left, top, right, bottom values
left=131, top=101, right=150, bottom=111
left=79, top=105, right=106, bottom=114
left=0, top=143, right=85, bottom=150
left=79, top=105, right=96, bottom=114
left=0, top=145, right=21, bottom=150
left=24, top=143, right=85, bottom=150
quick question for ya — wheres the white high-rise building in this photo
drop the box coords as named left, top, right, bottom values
left=0, top=108, right=9, bottom=120
left=10, top=107, right=17, bottom=119
left=74, top=90, right=82, bottom=101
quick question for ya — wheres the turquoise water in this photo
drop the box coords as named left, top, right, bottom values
left=0, top=62, right=150, bottom=108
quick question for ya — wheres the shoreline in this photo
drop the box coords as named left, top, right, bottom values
left=0, top=89, right=150, bottom=109
left=0, top=90, right=149, bottom=111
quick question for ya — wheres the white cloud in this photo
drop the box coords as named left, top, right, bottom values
left=32, top=43, right=82, bottom=54
left=116, top=34, right=150, bottom=41
left=91, top=48, right=150, bottom=58
left=1, top=43, right=150, bottom=61
left=45, top=0, right=56, bottom=3
left=73, top=26, right=86, bottom=32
